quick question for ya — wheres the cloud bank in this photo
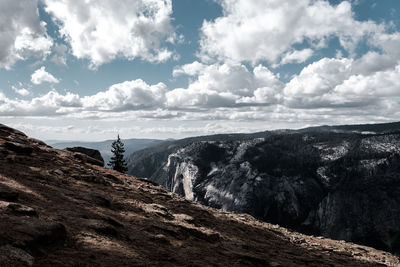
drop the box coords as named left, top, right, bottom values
left=1, top=55, right=400, bottom=123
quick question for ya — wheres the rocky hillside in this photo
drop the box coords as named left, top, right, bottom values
left=0, top=124, right=399, bottom=266
left=128, top=123, right=400, bottom=255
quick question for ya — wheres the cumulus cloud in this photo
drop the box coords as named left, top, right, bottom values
left=279, top=49, right=314, bottom=66
left=0, top=90, right=81, bottom=116
left=1, top=56, right=399, bottom=129
left=284, top=57, right=400, bottom=109
left=284, top=58, right=353, bottom=105
left=168, top=62, right=283, bottom=108
left=0, top=79, right=168, bottom=117
left=172, top=61, right=205, bottom=77
left=0, top=0, right=53, bottom=69
left=336, top=64, right=400, bottom=98
left=82, top=79, right=167, bottom=111
left=43, top=0, right=176, bottom=68
left=199, top=0, right=382, bottom=64
left=12, top=85, right=30, bottom=97
left=31, top=67, right=60, bottom=84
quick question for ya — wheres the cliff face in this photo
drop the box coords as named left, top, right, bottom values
left=0, top=123, right=399, bottom=266
left=132, top=131, right=400, bottom=254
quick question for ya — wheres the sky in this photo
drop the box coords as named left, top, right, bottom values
left=0, top=0, right=400, bottom=141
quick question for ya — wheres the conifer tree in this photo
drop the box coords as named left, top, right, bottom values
left=108, top=135, right=128, bottom=173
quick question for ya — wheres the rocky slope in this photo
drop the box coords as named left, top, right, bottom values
left=0, top=124, right=399, bottom=266
left=129, top=125, right=400, bottom=255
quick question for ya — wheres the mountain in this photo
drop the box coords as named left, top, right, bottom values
left=2, top=124, right=399, bottom=266
left=51, top=138, right=165, bottom=165
left=296, top=121, right=400, bottom=134
left=128, top=121, right=400, bottom=254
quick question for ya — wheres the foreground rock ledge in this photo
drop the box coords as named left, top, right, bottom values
left=0, top=124, right=398, bottom=266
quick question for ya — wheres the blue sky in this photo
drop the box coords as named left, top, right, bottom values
left=0, top=0, right=400, bottom=141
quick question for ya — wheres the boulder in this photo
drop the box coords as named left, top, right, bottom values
left=66, top=147, right=104, bottom=167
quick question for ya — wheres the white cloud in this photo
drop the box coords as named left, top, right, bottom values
left=43, top=0, right=176, bottom=68
left=1, top=57, right=399, bottom=130
left=50, top=43, right=68, bottom=66
left=0, top=0, right=53, bottom=69
left=335, top=64, right=400, bottom=98
left=279, top=49, right=314, bottom=66
left=284, top=57, right=400, bottom=108
left=12, top=85, right=30, bottom=97
left=352, top=51, right=396, bottom=75
left=83, top=79, right=167, bottom=111
left=31, top=66, right=60, bottom=85
left=0, top=79, right=167, bottom=117
left=284, top=58, right=353, bottom=99
left=0, top=90, right=81, bottom=116
left=173, top=61, right=205, bottom=77
left=168, top=62, right=283, bottom=108
left=371, top=31, right=400, bottom=58
left=199, top=0, right=383, bottom=64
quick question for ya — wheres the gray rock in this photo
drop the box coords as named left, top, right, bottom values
left=66, top=147, right=104, bottom=167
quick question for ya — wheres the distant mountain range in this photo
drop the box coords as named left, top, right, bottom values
left=50, top=138, right=166, bottom=165
left=127, top=121, right=400, bottom=254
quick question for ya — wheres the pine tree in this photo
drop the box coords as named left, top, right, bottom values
left=108, top=135, right=128, bottom=173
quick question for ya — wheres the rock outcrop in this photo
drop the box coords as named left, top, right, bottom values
left=65, top=146, right=104, bottom=167
left=0, top=123, right=399, bottom=266
left=130, top=130, right=400, bottom=255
